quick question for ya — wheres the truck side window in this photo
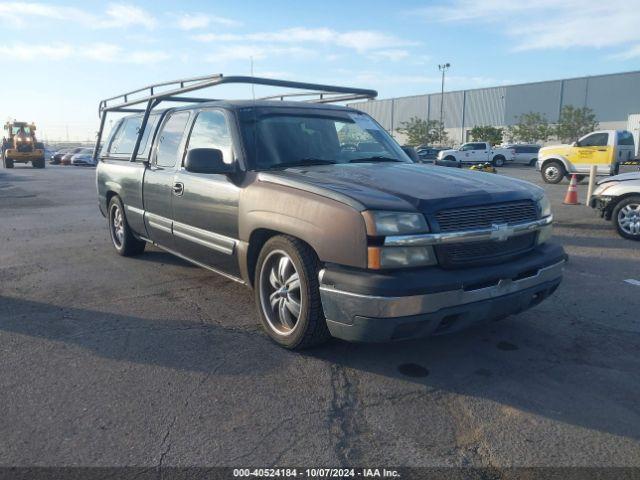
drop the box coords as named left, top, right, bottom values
left=617, top=131, right=634, bottom=146
left=578, top=133, right=608, bottom=147
left=155, top=112, right=190, bottom=167
left=186, top=110, right=233, bottom=164
left=109, top=114, right=160, bottom=159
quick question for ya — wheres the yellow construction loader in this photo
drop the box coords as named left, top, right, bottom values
left=2, top=121, right=45, bottom=168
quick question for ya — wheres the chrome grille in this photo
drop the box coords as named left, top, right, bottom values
left=436, top=201, right=538, bottom=232
left=436, top=232, right=537, bottom=268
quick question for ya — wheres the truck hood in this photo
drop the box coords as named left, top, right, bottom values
left=597, top=171, right=640, bottom=184
left=540, top=144, right=572, bottom=157
left=259, top=163, right=543, bottom=214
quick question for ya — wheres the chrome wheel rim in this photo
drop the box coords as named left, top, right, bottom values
left=259, top=250, right=302, bottom=336
left=545, top=165, right=560, bottom=181
left=110, top=204, right=124, bottom=248
left=618, top=203, right=640, bottom=236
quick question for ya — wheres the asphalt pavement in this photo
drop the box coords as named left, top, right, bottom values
left=1, top=163, right=639, bottom=471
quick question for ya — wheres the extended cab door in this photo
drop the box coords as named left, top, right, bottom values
left=143, top=111, right=191, bottom=248
left=568, top=132, right=611, bottom=172
left=171, top=109, right=241, bottom=277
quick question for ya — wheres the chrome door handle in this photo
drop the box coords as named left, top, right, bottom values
left=172, top=182, right=184, bottom=196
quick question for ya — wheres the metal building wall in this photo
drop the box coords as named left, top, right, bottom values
left=463, top=87, right=506, bottom=127
left=429, top=91, right=464, bottom=128
left=504, top=81, right=562, bottom=125
left=348, top=70, right=640, bottom=139
left=585, top=71, right=640, bottom=122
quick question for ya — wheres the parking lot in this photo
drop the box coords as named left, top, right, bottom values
left=1, top=163, right=639, bottom=470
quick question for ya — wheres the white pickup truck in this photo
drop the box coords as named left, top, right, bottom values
left=436, top=142, right=515, bottom=167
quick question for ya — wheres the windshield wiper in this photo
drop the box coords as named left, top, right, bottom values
left=265, top=158, right=337, bottom=169
left=348, top=156, right=403, bottom=163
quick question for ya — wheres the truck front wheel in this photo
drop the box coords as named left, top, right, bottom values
left=254, top=235, right=330, bottom=349
left=108, top=196, right=146, bottom=256
left=32, top=158, right=45, bottom=169
left=541, top=160, right=565, bottom=184
left=3, top=155, right=13, bottom=169
left=612, top=196, right=640, bottom=241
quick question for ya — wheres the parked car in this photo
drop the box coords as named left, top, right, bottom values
left=504, top=144, right=541, bottom=166
left=70, top=148, right=96, bottom=166
left=61, top=147, right=86, bottom=165
left=537, top=130, right=635, bottom=184
left=436, top=142, right=516, bottom=167
left=416, top=146, right=445, bottom=163
left=589, top=171, right=640, bottom=240
left=50, top=148, right=71, bottom=164
left=96, top=75, right=564, bottom=350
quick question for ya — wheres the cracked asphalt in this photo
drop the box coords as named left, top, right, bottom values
left=1, top=163, right=639, bottom=469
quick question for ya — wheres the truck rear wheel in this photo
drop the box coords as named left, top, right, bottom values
left=492, top=155, right=505, bottom=167
left=108, top=196, right=146, bottom=256
left=541, top=160, right=565, bottom=184
left=254, top=235, right=330, bottom=349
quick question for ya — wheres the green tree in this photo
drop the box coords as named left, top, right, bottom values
left=397, top=117, right=447, bottom=146
left=555, top=105, right=598, bottom=143
left=469, top=125, right=504, bottom=146
left=506, top=112, right=552, bottom=143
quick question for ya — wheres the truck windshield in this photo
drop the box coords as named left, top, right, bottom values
left=240, top=109, right=410, bottom=170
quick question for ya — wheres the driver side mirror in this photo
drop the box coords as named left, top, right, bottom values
left=401, top=146, right=419, bottom=162
left=184, top=148, right=235, bottom=174
left=572, top=141, right=578, bottom=147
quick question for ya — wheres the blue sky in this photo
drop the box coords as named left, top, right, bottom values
left=1, top=0, right=639, bottom=141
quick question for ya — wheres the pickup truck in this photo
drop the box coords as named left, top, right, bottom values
left=537, top=130, right=635, bottom=184
left=95, top=75, right=565, bottom=350
left=436, top=142, right=515, bottom=167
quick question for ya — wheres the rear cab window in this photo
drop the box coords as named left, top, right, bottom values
left=107, top=113, right=161, bottom=161
left=617, top=131, right=634, bottom=146
left=154, top=112, right=191, bottom=168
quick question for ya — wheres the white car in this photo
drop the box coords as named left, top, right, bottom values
left=590, top=171, right=640, bottom=240
left=437, top=142, right=515, bottom=167
left=504, top=144, right=541, bottom=166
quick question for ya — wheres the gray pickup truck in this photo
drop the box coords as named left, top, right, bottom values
left=95, top=75, right=565, bottom=349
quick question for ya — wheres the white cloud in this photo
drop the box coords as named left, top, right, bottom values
left=411, top=0, right=640, bottom=54
left=0, top=42, right=169, bottom=64
left=610, top=45, right=640, bottom=60
left=205, top=44, right=313, bottom=62
left=193, top=27, right=417, bottom=53
left=370, top=49, right=411, bottom=62
left=98, top=3, right=156, bottom=29
left=0, top=2, right=157, bottom=30
left=177, top=13, right=240, bottom=30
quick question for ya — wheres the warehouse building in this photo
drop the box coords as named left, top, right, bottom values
left=348, top=70, right=640, bottom=146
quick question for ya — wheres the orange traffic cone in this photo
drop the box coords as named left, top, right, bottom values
left=563, top=174, right=580, bottom=205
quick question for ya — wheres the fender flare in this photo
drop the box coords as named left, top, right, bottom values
left=539, top=155, right=571, bottom=173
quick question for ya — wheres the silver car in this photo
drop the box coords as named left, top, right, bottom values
left=505, top=144, right=541, bottom=166
left=590, top=172, right=640, bottom=240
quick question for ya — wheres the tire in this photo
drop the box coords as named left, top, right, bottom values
left=107, top=196, right=146, bottom=256
left=528, top=158, right=537, bottom=167
left=567, top=174, right=585, bottom=184
left=612, top=196, right=640, bottom=241
left=492, top=155, right=505, bottom=167
left=3, top=155, right=13, bottom=169
left=254, top=235, right=330, bottom=349
left=32, top=158, right=45, bottom=169
left=541, top=160, right=565, bottom=184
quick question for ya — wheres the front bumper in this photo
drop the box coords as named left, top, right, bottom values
left=4, top=149, right=44, bottom=162
left=319, top=243, right=565, bottom=342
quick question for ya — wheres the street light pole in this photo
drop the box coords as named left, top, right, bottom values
left=438, top=63, right=451, bottom=144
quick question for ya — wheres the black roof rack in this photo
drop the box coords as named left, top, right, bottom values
left=94, top=73, right=377, bottom=162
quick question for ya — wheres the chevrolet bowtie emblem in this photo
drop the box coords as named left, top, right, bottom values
left=490, top=223, right=514, bottom=241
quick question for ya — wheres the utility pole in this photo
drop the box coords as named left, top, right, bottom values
left=438, top=63, right=451, bottom=144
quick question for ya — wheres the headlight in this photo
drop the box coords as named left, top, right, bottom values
left=25, top=138, right=31, bottom=142
left=362, top=211, right=429, bottom=236
left=368, top=246, right=436, bottom=269
left=537, top=195, right=551, bottom=218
